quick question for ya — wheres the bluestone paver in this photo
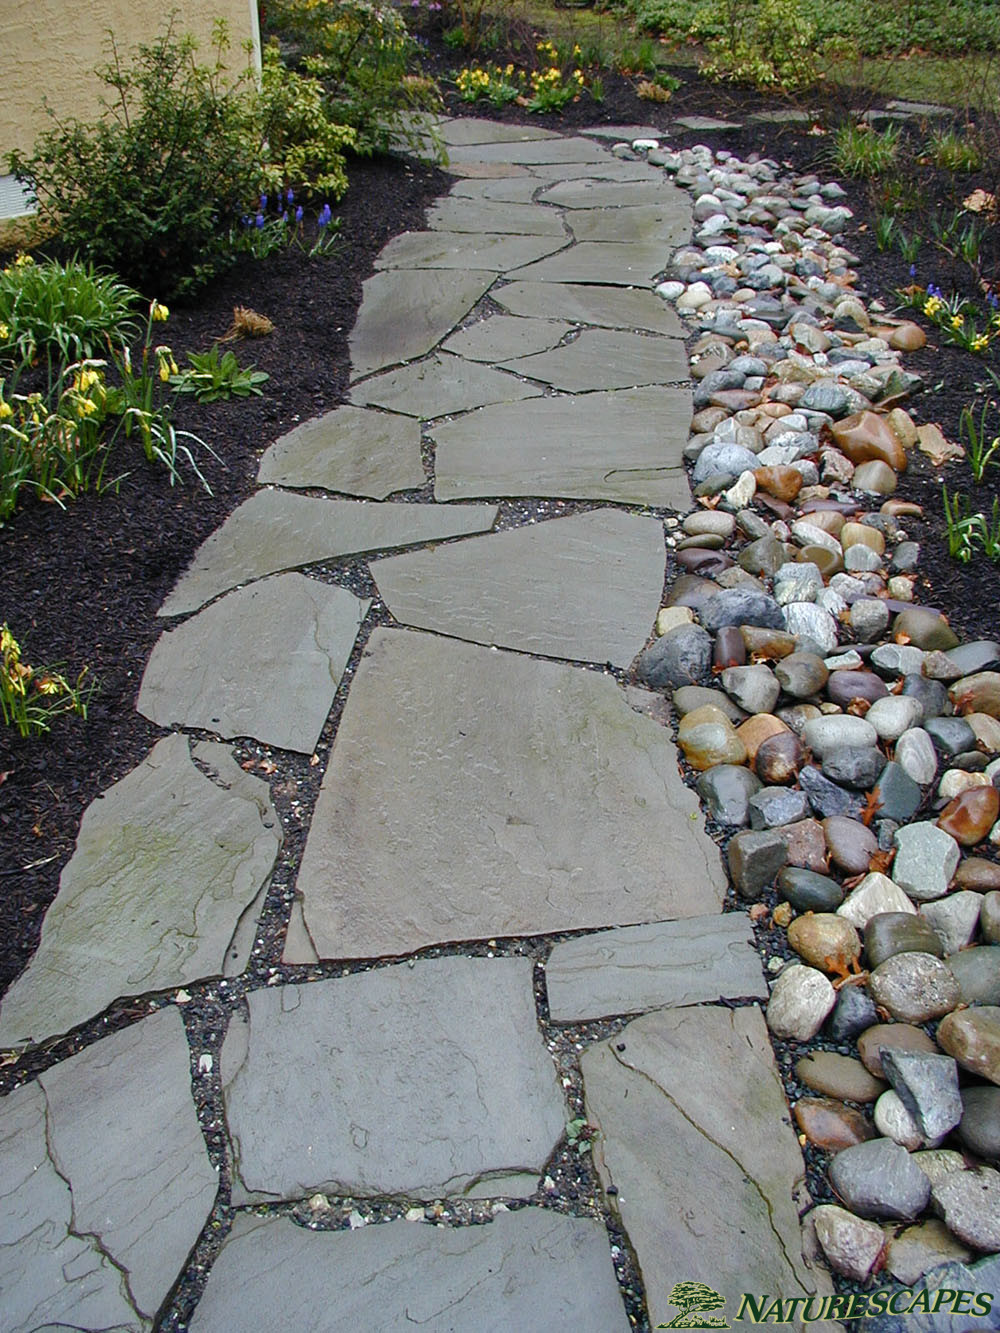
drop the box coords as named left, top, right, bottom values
left=493, top=279, right=684, bottom=334
left=290, top=628, right=725, bottom=960
left=442, top=313, right=574, bottom=361
left=511, top=239, right=671, bottom=285
left=349, top=351, right=543, bottom=417
left=437, top=117, right=561, bottom=145
left=537, top=177, right=687, bottom=209
left=370, top=508, right=665, bottom=665
left=221, top=959, right=564, bottom=1200
left=425, top=195, right=567, bottom=235
left=444, top=135, right=612, bottom=165
left=256, top=404, right=424, bottom=498
left=0, top=737, right=279, bottom=1048
left=373, top=228, right=566, bottom=272
left=139, top=573, right=369, bottom=752
left=497, top=325, right=687, bottom=390
left=566, top=203, right=691, bottom=245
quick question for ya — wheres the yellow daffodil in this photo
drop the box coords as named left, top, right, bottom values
left=0, top=402, right=12, bottom=421
left=150, top=301, right=170, bottom=323
left=13, top=253, right=34, bottom=268
left=972, top=334, right=989, bottom=352
left=0, top=323, right=9, bottom=341
left=951, top=313, right=964, bottom=329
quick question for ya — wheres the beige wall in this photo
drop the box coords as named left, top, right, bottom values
left=1, top=1, right=261, bottom=160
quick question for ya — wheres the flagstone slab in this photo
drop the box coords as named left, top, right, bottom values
left=538, top=178, right=687, bottom=209
left=256, top=405, right=424, bottom=498
left=528, top=160, right=669, bottom=182
left=498, top=326, right=687, bottom=391
left=545, top=913, right=767, bottom=1022
left=3, top=1008, right=216, bottom=1331
left=0, top=736, right=280, bottom=1048
left=581, top=1006, right=833, bottom=1328
left=158, top=491, right=498, bottom=617
left=432, top=387, right=693, bottom=507
left=425, top=196, right=566, bottom=235
left=566, top=204, right=691, bottom=246
left=450, top=176, right=548, bottom=203
left=290, top=628, right=725, bottom=959
left=139, top=574, right=369, bottom=753
left=437, top=117, right=561, bottom=144
left=374, top=229, right=565, bottom=272
left=371, top=508, right=665, bottom=666
left=348, top=268, right=495, bottom=379
left=446, top=161, right=536, bottom=179
left=580, top=123, right=665, bottom=139
left=189, top=1210, right=629, bottom=1333
left=672, top=114, right=742, bottom=131
left=493, top=280, right=684, bottom=335
left=442, top=314, right=574, bottom=362
left=349, top=352, right=543, bottom=418
left=220, top=958, right=565, bottom=1200
left=512, top=240, right=670, bottom=285
left=445, top=136, right=613, bottom=165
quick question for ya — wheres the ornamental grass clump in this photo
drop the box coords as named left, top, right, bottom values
left=0, top=255, right=140, bottom=365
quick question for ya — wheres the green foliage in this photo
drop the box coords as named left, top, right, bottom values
left=960, top=378, right=1000, bottom=481
left=0, top=256, right=140, bottom=365
left=528, top=38, right=586, bottom=111
left=700, top=0, right=819, bottom=92
left=942, top=488, right=1000, bottom=564
left=7, top=20, right=263, bottom=298
left=170, top=346, right=269, bottom=402
left=266, top=0, right=441, bottom=156
left=1, top=623, right=93, bottom=738
left=927, top=128, right=983, bottom=173
left=832, top=122, right=901, bottom=177
left=899, top=281, right=999, bottom=355
left=455, top=62, right=526, bottom=106
left=256, top=43, right=356, bottom=201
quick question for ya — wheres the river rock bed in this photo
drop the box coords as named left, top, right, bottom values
left=638, top=135, right=1000, bottom=1291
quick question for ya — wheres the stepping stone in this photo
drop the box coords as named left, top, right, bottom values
left=447, top=160, right=536, bottom=179
left=139, top=574, right=369, bottom=753
left=158, top=491, right=497, bottom=618
left=348, top=268, right=495, bottom=380
left=437, top=116, right=561, bottom=145
left=538, top=178, right=685, bottom=209
left=442, top=314, right=574, bottom=362
left=425, top=195, right=566, bottom=236
left=512, top=240, right=671, bottom=286
left=749, top=109, right=817, bottom=124
left=371, top=509, right=665, bottom=666
left=290, top=628, right=725, bottom=959
left=581, top=1005, right=832, bottom=1328
left=189, top=1210, right=629, bottom=1332
left=885, top=99, right=950, bottom=116
left=450, top=176, right=544, bottom=204
left=1, top=1008, right=216, bottom=1330
left=445, top=135, right=613, bottom=165
left=671, top=115, right=742, bottom=130
left=256, top=405, right=423, bottom=498
left=566, top=204, right=691, bottom=246
left=545, top=913, right=767, bottom=1022
left=221, top=958, right=565, bottom=1199
left=0, top=736, right=279, bottom=1048
left=432, top=387, right=692, bottom=508
left=497, top=326, right=687, bottom=391
left=580, top=123, right=665, bottom=139
left=494, top=280, right=684, bottom=335
left=374, top=229, right=566, bottom=273
left=349, top=352, right=543, bottom=417
left=530, top=159, right=670, bottom=182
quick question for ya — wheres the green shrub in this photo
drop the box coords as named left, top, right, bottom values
left=700, top=0, right=819, bottom=92
left=832, top=121, right=901, bottom=177
left=0, top=255, right=140, bottom=365
left=7, top=20, right=262, bottom=298
left=256, top=43, right=357, bottom=201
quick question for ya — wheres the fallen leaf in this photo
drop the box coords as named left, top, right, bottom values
left=917, top=421, right=965, bottom=465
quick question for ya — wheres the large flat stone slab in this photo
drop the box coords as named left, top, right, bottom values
left=442, top=314, right=573, bottom=362
left=0, top=736, right=280, bottom=1048
left=139, top=574, right=369, bottom=753
left=189, top=1210, right=629, bottom=1332
left=371, top=508, right=665, bottom=666
left=291, top=629, right=725, bottom=959
left=158, top=491, right=498, bottom=618
left=432, top=388, right=693, bottom=507
left=445, top=136, right=613, bottom=165
left=374, top=229, right=565, bottom=272
left=581, top=1006, right=833, bottom=1328
left=425, top=195, right=566, bottom=236
left=1, top=1008, right=216, bottom=1330
left=348, top=268, right=495, bottom=379
left=566, top=204, right=690, bottom=246
left=546, top=913, right=767, bottom=1021
left=220, top=958, right=564, bottom=1199
left=349, top=352, right=543, bottom=417
left=493, top=280, right=684, bottom=335
left=512, top=240, right=670, bottom=286
left=498, top=326, right=687, bottom=391
left=256, top=405, right=423, bottom=498
left=538, top=178, right=687, bottom=209
left=529, top=160, right=669, bottom=182
left=438, top=117, right=561, bottom=145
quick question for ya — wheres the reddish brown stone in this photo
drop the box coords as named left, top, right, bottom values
left=755, top=731, right=805, bottom=785
left=857, top=1023, right=939, bottom=1079
left=794, top=1097, right=876, bottom=1151
left=937, top=787, right=1000, bottom=847
left=955, top=858, right=1000, bottom=892
left=754, top=465, right=803, bottom=503
left=782, top=818, right=829, bottom=872
left=829, top=411, right=908, bottom=473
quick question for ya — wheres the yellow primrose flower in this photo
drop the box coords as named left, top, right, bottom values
left=0, top=402, right=12, bottom=420
left=972, top=334, right=989, bottom=352
left=950, top=314, right=964, bottom=329
left=13, top=252, right=34, bottom=268
left=35, top=676, right=63, bottom=696
left=76, top=397, right=98, bottom=417
left=923, top=296, right=944, bottom=317
left=150, top=300, right=170, bottom=323
left=0, top=323, right=9, bottom=341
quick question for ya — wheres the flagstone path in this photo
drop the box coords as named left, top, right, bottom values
left=1, top=118, right=836, bottom=1331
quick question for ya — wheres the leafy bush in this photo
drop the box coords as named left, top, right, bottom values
left=0, top=255, right=140, bottom=365
left=7, top=20, right=261, bottom=298
left=256, top=43, right=357, bottom=201
left=265, top=0, right=441, bottom=156
left=700, top=0, right=819, bottom=92
left=170, top=346, right=269, bottom=402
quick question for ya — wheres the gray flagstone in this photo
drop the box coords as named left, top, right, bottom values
left=437, top=116, right=561, bottom=144
left=348, top=268, right=495, bottom=379
left=349, top=352, right=543, bottom=417
left=538, top=177, right=686, bottom=209
left=442, top=314, right=573, bottom=362
left=256, top=405, right=424, bottom=498
left=566, top=204, right=691, bottom=246
left=425, top=196, right=566, bottom=235
left=497, top=325, right=687, bottom=390
left=373, top=229, right=565, bottom=272
left=445, top=136, right=613, bottom=165
left=493, top=279, right=684, bottom=334
left=512, top=239, right=670, bottom=285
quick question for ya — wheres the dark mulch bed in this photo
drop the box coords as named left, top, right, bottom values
left=2, top=38, right=999, bottom=1018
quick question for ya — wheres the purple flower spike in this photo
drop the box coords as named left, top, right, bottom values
left=318, top=203, right=332, bottom=228
left=255, top=213, right=266, bottom=229
left=909, top=264, right=917, bottom=277
left=260, top=194, right=268, bottom=211
left=287, top=187, right=295, bottom=204
left=295, top=204, right=304, bottom=223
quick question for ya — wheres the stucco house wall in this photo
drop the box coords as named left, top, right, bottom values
left=1, top=0, right=262, bottom=162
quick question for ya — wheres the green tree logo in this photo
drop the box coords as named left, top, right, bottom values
left=658, top=1281, right=729, bottom=1328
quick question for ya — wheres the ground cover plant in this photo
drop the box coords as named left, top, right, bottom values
left=4, top=1, right=1000, bottom=1326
